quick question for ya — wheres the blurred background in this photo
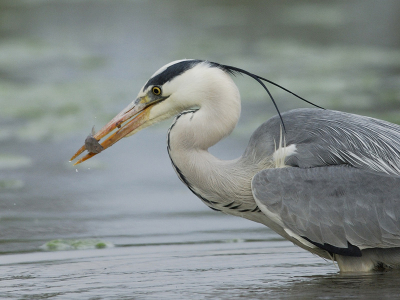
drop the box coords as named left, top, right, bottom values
left=1, top=0, right=400, bottom=298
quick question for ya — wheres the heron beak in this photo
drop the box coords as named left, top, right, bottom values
left=70, top=96, right=155, bottom=165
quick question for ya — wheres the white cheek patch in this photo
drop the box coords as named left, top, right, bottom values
left=273, top=144, right=297, bottom=168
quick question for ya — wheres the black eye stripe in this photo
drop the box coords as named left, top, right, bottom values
left=143, top=60, right=204, bottom=91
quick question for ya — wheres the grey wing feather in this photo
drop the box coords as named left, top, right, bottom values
left=245, top=108, right=400, bottom=176
left=252, top=166, right=400, bottom=250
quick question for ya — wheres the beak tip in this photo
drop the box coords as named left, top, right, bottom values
left=70, top=145, right=86, bottom=162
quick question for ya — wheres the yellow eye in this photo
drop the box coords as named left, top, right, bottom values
left=152, top=86, right=162, bottom=96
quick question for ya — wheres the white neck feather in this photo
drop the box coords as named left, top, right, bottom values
left=167, top=71, right=263, bottom=219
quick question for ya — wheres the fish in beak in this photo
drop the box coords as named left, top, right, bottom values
left=70, top=95, right=162, bottom=165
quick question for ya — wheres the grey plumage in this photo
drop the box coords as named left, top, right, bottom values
left=246, top=108, right=400, bottom=175
left=249, top=108, right=400, bottom=261
left=252, top=166, right=400, bottom=251
left=71, top=59, right=400, bottom=272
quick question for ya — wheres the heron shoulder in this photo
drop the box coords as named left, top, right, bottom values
left=244, top=108, right=400, bottom=174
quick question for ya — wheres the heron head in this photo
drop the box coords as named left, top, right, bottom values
left=70, top=59, right=237, bottom=165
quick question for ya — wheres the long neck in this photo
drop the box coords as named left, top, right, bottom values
left=167, top=88, right=265, bottom=222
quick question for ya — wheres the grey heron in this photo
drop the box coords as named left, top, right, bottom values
left=71, top=59, right=400, bottom=272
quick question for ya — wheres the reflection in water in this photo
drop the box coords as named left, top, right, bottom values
left=270, top=272, right=400, bottom=300
left=1, top=0, right=400, bottom=299
left=217, top=272, right=400, bottom=300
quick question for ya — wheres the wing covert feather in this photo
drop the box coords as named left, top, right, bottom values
left=252, top=166, right=400, bottom=250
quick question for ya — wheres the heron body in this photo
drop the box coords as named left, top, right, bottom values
left=71, top=59, right=400, bottom=272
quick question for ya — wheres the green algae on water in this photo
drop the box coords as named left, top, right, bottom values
left=40, top=239, right=114, bottom=251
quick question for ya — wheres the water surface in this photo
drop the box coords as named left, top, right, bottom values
left=1, top=0, right=400, bottom=299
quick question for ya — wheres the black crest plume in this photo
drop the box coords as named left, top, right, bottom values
left=216, top=63, right=324, bottom=132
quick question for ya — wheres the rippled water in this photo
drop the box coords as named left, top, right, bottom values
left=1, top=0, right=400, bottom=299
